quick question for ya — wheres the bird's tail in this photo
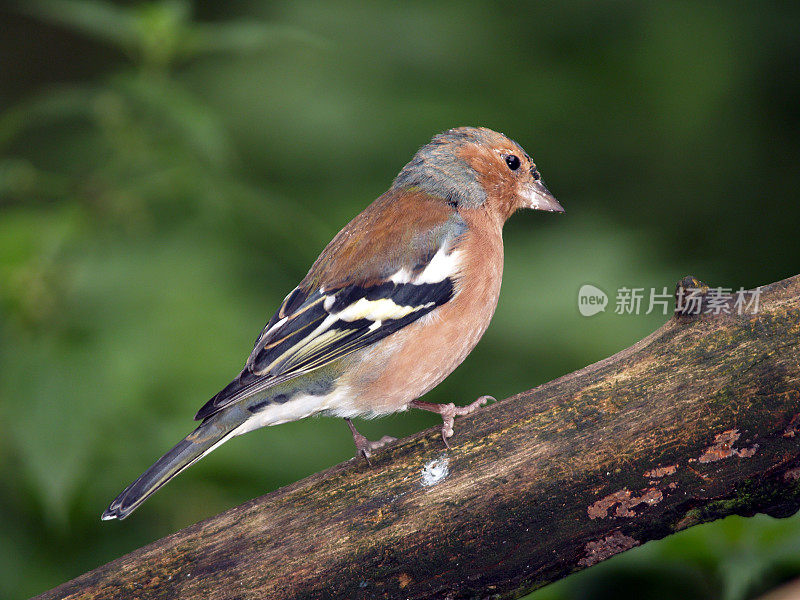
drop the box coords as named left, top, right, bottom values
left=101, top=412, right=242, bottom=521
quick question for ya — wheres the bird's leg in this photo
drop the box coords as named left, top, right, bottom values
left=345, top=418, right=396, bottom=465
left=410, top=395, right=495, bottom=448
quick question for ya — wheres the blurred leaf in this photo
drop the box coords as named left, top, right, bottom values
left=0, top=158, right=70, bottom=201
left=0, top=86, right=100, bottom=150
left=20, top=0, right=145, bottom=58
left=112, top=73, right=235, bottom=169
left=17, top=0, right=322, bottom=72
left=183, top=21, right=326, bottom=57
left=20, top=0, right=191, bottom=69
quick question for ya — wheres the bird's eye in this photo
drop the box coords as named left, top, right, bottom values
left=505, top=155, right=521, bottom=171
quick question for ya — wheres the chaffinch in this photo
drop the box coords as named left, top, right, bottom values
left=102, top=126, right=563, bottom=520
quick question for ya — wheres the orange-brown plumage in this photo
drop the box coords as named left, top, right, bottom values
left=301, top=188, right=456, bottom=291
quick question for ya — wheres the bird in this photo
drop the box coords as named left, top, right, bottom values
left=102, top=126, right=564, bottom=520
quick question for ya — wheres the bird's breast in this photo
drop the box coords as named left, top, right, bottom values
left=333, top=220, right=505, bottom=416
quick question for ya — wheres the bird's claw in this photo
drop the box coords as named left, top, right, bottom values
left=438, top=395, right=495, bottom=446
left=345, top=418, right=395, bottom=465
left=410, top=395, right=495, bottom=449
left=353, top=435, right=396, bottom=465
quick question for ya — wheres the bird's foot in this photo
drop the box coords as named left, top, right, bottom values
left=410, top=395, right=495, bottom=448
left=345, top=418, right=396, bottom=465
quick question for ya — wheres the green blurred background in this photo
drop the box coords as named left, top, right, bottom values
left=1, top=1, right=799, bottom=598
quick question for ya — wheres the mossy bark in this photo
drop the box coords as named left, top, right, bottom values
left=35, top=275, right=800, bottom=600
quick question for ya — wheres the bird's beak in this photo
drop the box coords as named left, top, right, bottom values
left=523, top=180, right=564, bottom=213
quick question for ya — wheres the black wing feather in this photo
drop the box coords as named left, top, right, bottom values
left=195, top=278, right=455, bottom=421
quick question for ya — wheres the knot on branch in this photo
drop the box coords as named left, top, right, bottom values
left=674, top=275, right=711, bottom=318
left=673, top=275, right=763, bottom=320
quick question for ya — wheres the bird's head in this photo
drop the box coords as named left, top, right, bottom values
left=392, top=126, right=564, bottom=222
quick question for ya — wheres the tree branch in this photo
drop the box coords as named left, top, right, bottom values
left=36, top=274, right=800, bottom=600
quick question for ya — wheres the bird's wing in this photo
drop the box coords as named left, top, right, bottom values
left=195, top=189, right=466, bottom=421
